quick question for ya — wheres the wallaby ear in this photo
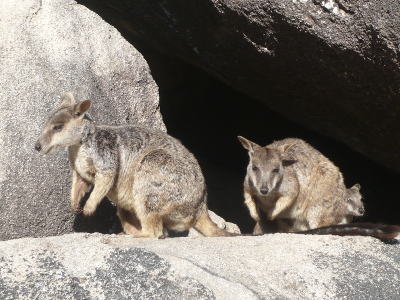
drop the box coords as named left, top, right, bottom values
left=238, top=136, right=258, bottom=152
left=74, top=100, right=91, bottom=117
left=277, top=143, right=295, bottom=154
left=60, top=92, right=76, bottom=107
left=352, top=183, right=361, bottom=190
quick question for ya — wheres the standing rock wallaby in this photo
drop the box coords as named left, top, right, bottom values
left=238, top=136, right=365, bottom=233
left=35, top=93, right=236, bottom=238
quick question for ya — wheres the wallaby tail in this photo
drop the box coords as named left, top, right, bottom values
left=297, top=223, right=400, bottom=241
left=194, top=211, right=237, bottom=237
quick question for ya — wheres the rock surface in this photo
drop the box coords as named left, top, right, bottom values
left=77, top=0, right=400, bottom=173
left=0, top=0, right=163, bottom=240
left=0, top=233, right=399, bottom=299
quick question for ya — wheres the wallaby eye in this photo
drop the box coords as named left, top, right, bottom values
left=53, top=124, right=64, bottom=132
left=347, top=198, right=353, bottom=203
left=252, top=165, right=258, bottom=171
left=273, top=167, right=280, bottom=173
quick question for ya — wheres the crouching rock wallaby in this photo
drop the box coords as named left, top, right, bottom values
left=238, top=136, right=400, bottom=241
left=35, top=93, right=236, bottom=238
left=302, top=163, right=365, bottom=230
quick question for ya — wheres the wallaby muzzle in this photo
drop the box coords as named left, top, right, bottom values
left=260, top=187, right=269, bottom=195
left=34, top=142, right=41, bottom=152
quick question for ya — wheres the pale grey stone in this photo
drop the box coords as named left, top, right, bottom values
left=0, top=0, right=163, bottom=240
left=0, top=233, right=399, bottom=299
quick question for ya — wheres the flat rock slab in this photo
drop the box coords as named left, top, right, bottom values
left=0, top=233, right=399, bottom=299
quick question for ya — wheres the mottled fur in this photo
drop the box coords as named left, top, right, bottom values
left=35, top=93, right=235, bottom=238
left=238, top=136, right=365, bottom=233
left=303, top=164, right=365, bottom=229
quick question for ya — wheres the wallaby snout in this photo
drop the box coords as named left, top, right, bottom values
left=34, top=142, right=42, bottom=152
left=260, top=186, right=269, bottom=195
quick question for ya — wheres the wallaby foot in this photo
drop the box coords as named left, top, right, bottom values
left=194, top=212, right=236, bottom=237
left=134, top=214, right=164, bottom=238
left=117, top=207, right=142, bottom=236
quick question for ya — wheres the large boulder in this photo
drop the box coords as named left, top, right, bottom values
left=0, top=233, right=399, bottom=299
left=77, top=0, right=400, bottom=173
left=0, top=0, right=163, bottom=240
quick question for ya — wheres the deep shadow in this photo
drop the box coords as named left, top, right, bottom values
left=155, top=59, right=400, bottom=233
left=73, top=187, right=122, bottom=234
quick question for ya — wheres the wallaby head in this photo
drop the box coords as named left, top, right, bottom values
left=35, top=93, right=91, bottom=154
left=345, top=183, right=365, bottom=217
left=238, top=136, right=294, bottom=196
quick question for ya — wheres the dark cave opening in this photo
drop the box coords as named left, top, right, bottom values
left=151, top=56, right=400, bottom=233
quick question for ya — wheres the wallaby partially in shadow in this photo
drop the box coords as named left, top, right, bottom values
left=238, top=136, right=365, bottom=233
left=35, top=93, right=236, bottom=238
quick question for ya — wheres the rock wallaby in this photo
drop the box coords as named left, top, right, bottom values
left=344, top=184, right=365, bottom=219
left=311, top=182, right=364, bottom=227
left=238, top=136, right=365, bottom=233
left=35, top=93, right=236, bottom=238
left=302, top=164, right=365, bottom=230
left=238, top=136, right=400, bottom=241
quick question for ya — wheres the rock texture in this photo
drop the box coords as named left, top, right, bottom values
left=77, top=0, right=400, bottom=173
left=0, top=233, right=399, bottom=299
left=0, top=0, right=163, bottom=240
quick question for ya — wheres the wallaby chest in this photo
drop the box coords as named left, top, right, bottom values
left=69, top=145, right=98, bottom=183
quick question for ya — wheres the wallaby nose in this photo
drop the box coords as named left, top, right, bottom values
left=260, top=187, right=269, bottom=195
left=358, top=208, right=365, bottom=215
left=34, top=142, right=41, bottom=152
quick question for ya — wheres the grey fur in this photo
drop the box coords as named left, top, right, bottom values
left=238, top=136, right=365, bottom=234
left=35, top=93, right=235, bottom=238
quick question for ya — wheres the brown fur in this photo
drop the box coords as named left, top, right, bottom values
left=35, top=93, right=236, bottom=238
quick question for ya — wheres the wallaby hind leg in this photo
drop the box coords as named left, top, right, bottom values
left=117, top=207, right=142, bottom=236
left=194, top=209, right=237, bottom=237
left=134, top=214, right=164, bottom=238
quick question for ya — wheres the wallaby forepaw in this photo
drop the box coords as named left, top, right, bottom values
left=71, top=205, right=82, bottom=215
left=83, top=205, right=96, bottom=217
